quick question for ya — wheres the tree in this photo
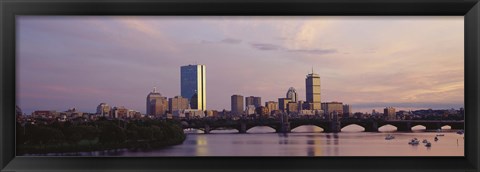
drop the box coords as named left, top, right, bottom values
left=98, top=123, right=126, bottom=145
left=64, top=126, right=85, bottom=145
left=80, top=125, right=99, bottom=146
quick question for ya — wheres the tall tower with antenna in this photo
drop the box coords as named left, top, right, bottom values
left=305, top=68, right=321, bottom=110
left=146, top=87, right=167, bottom=116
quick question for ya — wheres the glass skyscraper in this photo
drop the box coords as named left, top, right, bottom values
left=181, top=64, right=206, bottom=110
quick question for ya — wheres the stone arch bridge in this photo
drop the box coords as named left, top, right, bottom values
left=182, top=118, right=464, bottom=134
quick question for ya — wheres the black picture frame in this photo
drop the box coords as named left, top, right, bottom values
left=1, top=0, right=479, bottom=171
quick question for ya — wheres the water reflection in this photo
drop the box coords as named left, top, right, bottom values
left=196, top=135, right=208, bottom=155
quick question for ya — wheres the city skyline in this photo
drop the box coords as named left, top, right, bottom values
left=17, top=16, right=464, bottom=114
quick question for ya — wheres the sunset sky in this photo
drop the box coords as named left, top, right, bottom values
left=16, top=16, right=464, bottom=114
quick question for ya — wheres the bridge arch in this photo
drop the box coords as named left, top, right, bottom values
left=378, top=124, right=398, bottom=132
left=209, top=128, right=239, bottom=133
left=247, top=126, right=276, bottom=133
left=341, top=124, right=365, bottom=132
left=441, top=125, right=452, bottom=129
left=183, top=127, right=205, bottom=133
left=291, top=125, right=325, bottom=133
left=411, top=125, right=426, bottom=131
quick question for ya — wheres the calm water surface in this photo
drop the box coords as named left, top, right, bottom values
left=72, top=125, right=464, bottom=156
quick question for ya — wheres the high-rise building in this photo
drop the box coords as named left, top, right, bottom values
left=169, top=96, right=190, bottom=113
left=265, top=101, right=279, bottom=114
left=384, top=107, right=396, bottom=120
left=231, top=95, right=244, bottom=115
left=306, top=71, right=321, bottom=110
left=181, top=64, right=206, bottom=110
left=96, top=103, right=111, bottom=117
left=286, top=87, right=298, bottom=102
left=278, top=98, right=292, bottom=112
left=245, top=96, right=262, bottom=108
left=343, top=104, right=352, bottom=117
left=146, top=87, right=168, bottom=117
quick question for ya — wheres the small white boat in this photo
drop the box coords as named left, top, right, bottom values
left=408, top=139, right=420, bottom=145
left=422, top=139, right=428, bottom=143
left=385, top=135, right=395, bottom=140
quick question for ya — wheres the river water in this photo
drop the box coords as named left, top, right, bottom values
left=69, top=125, right=464, bottom=156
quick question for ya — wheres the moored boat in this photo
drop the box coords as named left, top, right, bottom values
left=408, top=138, right=420, bottom=145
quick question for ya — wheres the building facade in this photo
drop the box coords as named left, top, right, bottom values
left=112, top=106, right=129, bottom=118
left=96, top=103, right=111, bottom=117
left=245, top=96, right=262, bottom=108
left=322, top=102, right=343, bottom=116
left=278, top=98, right=292, bottom=112
left=306, top=71, right=321, bottom=110
left=384, top=107, right=396, bottom=120
left=256, top=106, right=270, bottom=117
left=265, top=101, right=279, bottom=115
left=245, top=105, right=256, bottom=115
left=231, top=95, right=244, bottom=115
left=181, top=64, right=206, bottom=110
left=146, top=87, right=168, bottom=117
left=287, top=102, right=299, bottom=114
left=169, top=96, right=190, bottom=113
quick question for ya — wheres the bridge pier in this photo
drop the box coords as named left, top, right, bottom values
left=450, top=123, right=464, bottom=130
left=365, top=122, right=379, bottom=132
left=324, top=121, right=341, bottom=133
left=425, top=123, right=441, bottom=131
left=239, top=122, right=247, bottom=133
left=397, top=122, right=412, bottom=132
left=278, top=122, right=291, bottom=133
left=204, top=124, right=211, bottom=134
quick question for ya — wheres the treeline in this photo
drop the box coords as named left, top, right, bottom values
left=16, top=118, right=186, bottom=155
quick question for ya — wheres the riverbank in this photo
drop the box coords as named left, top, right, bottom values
left=16, top=119, right=186, bottom=155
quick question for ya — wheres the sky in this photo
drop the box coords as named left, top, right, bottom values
left=16, top=16, right=464, bottom=114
